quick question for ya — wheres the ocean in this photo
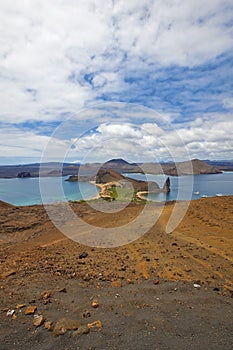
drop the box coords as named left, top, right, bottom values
left=125, top=172, right=233, bottom=202
left=0, top=176, right=98, bottom=206
left=0, top=172, right=232, bottom=206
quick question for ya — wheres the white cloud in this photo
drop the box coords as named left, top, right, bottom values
left=113, top=0, right=233, bottom=66
left=62, top=112, right=233, bottom=162
left=0, top=0, right=232, bottom=124
left=1, top=112, right=232, bottom=162
left=0, top=1, right=232, bottom=162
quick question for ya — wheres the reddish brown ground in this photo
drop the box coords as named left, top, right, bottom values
left=1, top=196, right=232, bottom=293
left=0, top=197, right=233, bottom=350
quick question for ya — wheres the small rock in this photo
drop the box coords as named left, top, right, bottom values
left=6, top=309, right=15, bottom=316
left=44, top=321, right=53, bottom=331
left=83, top=274, right=91, bottom=281
left=153, top=280, right=160, bottom=285
left=88, top=320, right=103, bottom=332
left=126, top=279, right=133, bottom=284
left=171, top=242, right=178, bottom=246
left=73, top=325, right=90, bottom=336
left=33, top=314, right=45, bottom=327
left=213, top=287, right=220, bottom=292
left=1, top=270, right=16, bottom=279
left=16, top=304, right=26, bottom=309
left=185, top=268, right=192, bottom=272
left=25, top=306, right=37, bottom=315
left=193, top=283, right=201, bottom=289
left=91, top=300, right=99, bottom=308
left=58, top=287, right=67, bottom=293
left=82, top=310, right=91, bottom=318
left=79, top=252, right=88, bottom=259
left=53, top=318, right=81, bottom=336
left=40, top=290, right=51, bottom=300
left=111, top=280, right=122, bottom=287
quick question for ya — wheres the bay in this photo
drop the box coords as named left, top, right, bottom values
left=124, top=172, right=233, bottom=202
left=0, top=176, right=98, bottom=206
left=0, top=172, right=232, bottom=206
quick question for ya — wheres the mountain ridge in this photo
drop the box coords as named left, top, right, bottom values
left=0, top=158, right=225, bottom=178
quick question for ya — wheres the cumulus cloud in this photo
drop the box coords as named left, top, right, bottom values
left=62, top=111, right=233, bottom=162
left=0, top=1, right=232, bottom=162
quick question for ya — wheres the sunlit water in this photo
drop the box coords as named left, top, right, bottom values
left=0, top=176, right=98, bottom=206
left=0, top=172, right=232, bottom=206
left=124, top=172, right=233, bottom=202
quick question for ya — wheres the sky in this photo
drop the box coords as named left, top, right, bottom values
left=0, top=0, right=233, bottom=164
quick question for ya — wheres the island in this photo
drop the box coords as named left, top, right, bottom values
left=0, top=158, right=225, bottom=178
left=67, top=168, right=170, bottom=201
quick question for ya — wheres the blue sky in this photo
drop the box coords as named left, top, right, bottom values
left=0, top=0, right=232, bottom=164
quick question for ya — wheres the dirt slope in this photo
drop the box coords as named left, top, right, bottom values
left=0, top=196, right=232, bottom=349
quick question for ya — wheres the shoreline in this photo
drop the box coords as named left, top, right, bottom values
left=1, top=193, right=233, bottom=207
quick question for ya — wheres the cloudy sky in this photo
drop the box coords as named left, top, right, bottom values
left=0, top=0, right=232, bottom=164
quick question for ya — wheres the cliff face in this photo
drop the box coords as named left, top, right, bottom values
left=96, top=169, right=125, bottom=184
left=96, top=169, right=170, bottom=194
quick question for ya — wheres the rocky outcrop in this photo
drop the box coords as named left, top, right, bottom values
left=17, top=172, right=31, bottom=178
left=96, top=169, right=125, bottom=184
left=96, top=169, right=170, bottom=199
left=163, top=177, right=170, bottom=192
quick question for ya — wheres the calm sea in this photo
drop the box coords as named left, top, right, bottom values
left=125, top=172, right=233, bottom=202
left=0, top=176, right=98, bottom=206
left=0, top=172, right=232, bottom=206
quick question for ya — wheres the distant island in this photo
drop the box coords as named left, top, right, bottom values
left=0, top=158, right=228, bottom=179
left=67, top=168, right=170, bottom=201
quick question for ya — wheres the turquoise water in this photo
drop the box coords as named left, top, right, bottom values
left=0, top=172, right=232, bottom=206
left=0, top=176, right=98, bottom=206
left=124, top=172, right=233, bottom=202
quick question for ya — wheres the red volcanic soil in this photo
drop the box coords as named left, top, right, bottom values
left=0, top=196, right=232, bottom=349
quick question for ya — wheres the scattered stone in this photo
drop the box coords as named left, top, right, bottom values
left=44, top=321, right=53, bottom=331
left=83, top=274, right=91, bottom=281
left=79, top=252, right=88, bottom=259
left=153, top=280, right=160, bottom=285
left=91, top=300, right=99, bottom=308
left=25, top=306, right=37, bottom=315
left=40, top=290, right=51, bottom=300
left=6, top=309, right=15, bottom=316
left=111, top=280, right=122, bottom=287
left=58, top=287, right=67, bottom=293
left=33, top=314, right=45, bottom=327
left=213, top=287, right=220, bottom=292
left=88, top=320, right=103, bottom=332
left=73, top=325, right=90, bottom=336
left=12, top=314, right=17, bottom=320
left=82, top=310, right=91, bottom=318
left=16, top=304, right=26, bottom=309
left=53, top=318, right=81, bottom=336
left=1, top=270, right=16, bottom=279
left=193, top=283, right=201, bottom=289
left=126, top=278, right=133, bottom=284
